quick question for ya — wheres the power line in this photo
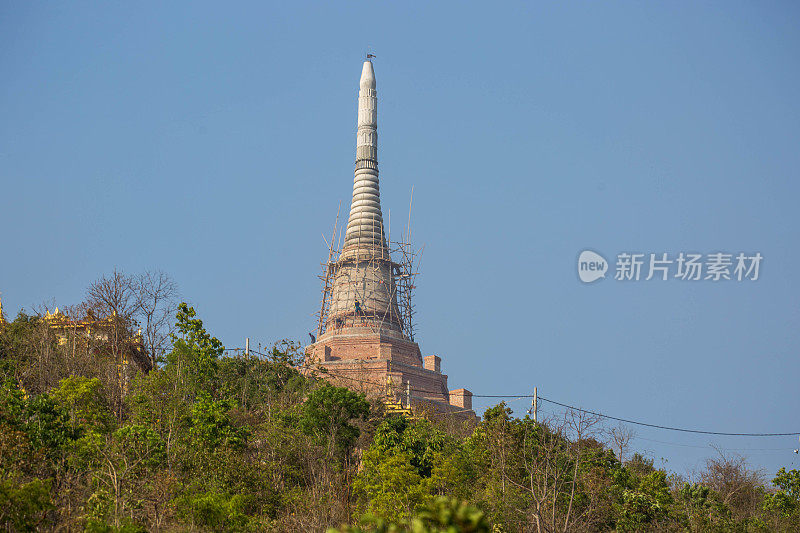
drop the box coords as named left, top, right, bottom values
left=534, top=402, right=795, bottom=455
left=632, top=435, right=794, bottom=452
left=225, top=346, right=800, bottom=438
left=535, top=396, right=799, bottom=437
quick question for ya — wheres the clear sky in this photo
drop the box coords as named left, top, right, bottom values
left=2, top=1, right=799, bottom=477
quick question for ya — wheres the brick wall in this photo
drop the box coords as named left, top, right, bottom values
left=449, top=388, right=473, bottom=410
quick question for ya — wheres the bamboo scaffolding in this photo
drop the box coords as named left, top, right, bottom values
left=314, top=210, right=420, bottom=341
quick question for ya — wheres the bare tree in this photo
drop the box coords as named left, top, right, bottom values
left=9, top=270, right=176, bottom=418
left=87, top=269, right=139, bottom=417
left=15, top=302, right=63, bottom=394
left=134, top=270, right=178, bottom=369
left=609, top=423, right=636, bottom=465
left=494, top=408, right=604, bottom=533
left=699, top=447, right=765, bottom=521
left=87, top=270, right=139, bottom=329
left=561, top=409, right=605, bottom=532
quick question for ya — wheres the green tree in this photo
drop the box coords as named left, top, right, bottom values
left=74, top=424, right=166, bottom=529
left=300, top=384, right=370, bottom=457
left=330, top=496, right=491, bottom=533
left=216, top=343, right=308, bottom=414
left=0, top=477, right=52, bottom=532
left=354, top=447, right=429, bottom=522
left=764, top=468, right=800, bottom=518
left=189, top=393, right=247, bottom=451
left=168, top=303, right=224, bottom=396
left=354, top=417, right=460, bottom=522
left=616, top=470, right=673, bottom=531
left=372, top=417, right=448, bottom=478
left=174, top=491, right=251, bottom=533
left=50, top=376, right=113, bottom=434
left=0, top=380, right=77, bottom=455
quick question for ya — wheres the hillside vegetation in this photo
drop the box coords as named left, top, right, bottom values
left=1, top=296, right=798, bottom=532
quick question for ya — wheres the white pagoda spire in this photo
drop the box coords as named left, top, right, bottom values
left=324, top=59, right=402, bottom=336
left=344, top=60, right=386, bottom=250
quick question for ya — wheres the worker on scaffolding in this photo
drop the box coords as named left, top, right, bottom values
left=354, top=299, right=362, bottom=315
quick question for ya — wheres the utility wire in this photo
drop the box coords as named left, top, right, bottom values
left=535, top=396, right=799, bottom=437
left=228, top=346, right=800, bottom=438
left=632, top=435, right=794, bottom=452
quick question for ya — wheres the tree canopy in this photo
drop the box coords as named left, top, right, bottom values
left=1, top=294, right=798, bottom=532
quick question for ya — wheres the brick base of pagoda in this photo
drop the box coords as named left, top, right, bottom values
left=304, top=329, right=476, bottom=420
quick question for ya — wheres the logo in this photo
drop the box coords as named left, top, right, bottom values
left=577, top=250, right=762, bottom=283
left=578, top=250, right=608, bottom=283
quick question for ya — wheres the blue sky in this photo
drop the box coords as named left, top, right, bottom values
left=2, top=1, right=799, bottom=476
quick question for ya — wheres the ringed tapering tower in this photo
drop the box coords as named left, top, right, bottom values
left=307, top=59, right=475, bottom=420
left=325, top=59, right=402, bottom=336
left=348, top=60, right=382, bottom=247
